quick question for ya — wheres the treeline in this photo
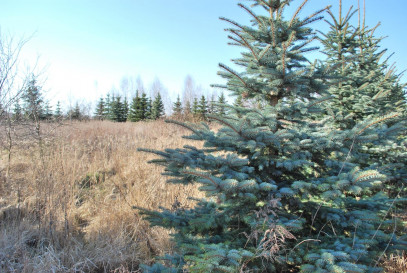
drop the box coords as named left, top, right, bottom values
left=172, top=92, right=227, bottom=120
left=93, top=91, right=165, bottom=122
left=3, top=74, right=236, bottom=123
left=93, top=91, right=229, bottom=122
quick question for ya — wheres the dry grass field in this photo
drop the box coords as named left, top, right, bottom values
left=0, top=120, right=405, bottom=272
left=0, top=120, right=202, bottom=272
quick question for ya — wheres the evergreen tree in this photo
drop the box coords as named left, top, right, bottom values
left=55, top=101, right=62, bottom=120
left=184, top=100, right=192, bottom=116
left=208, top=94, right=216, bottom=114
left=123, top=96, right=129, bottom=121
left=217, top=92, right=227, bottom=115
left=109, top=96, right=127, bottom=122
left=321, top=1, right=407, bottom=198
left=128, top=91, right=143, bottom=122
left=198, top=95, right=208, bottom=120
left=151, top=92, right=165, bottom=120
left=12, top=99, right=22, bottom=121
left=191, top=97, right=199, bottom=117
left=172, top=94, right=183, bottom=117
left=43, top=101, right=53, bottom=120
left=321, top=3, right=406, bottom=129
left=140, top=93, right=150, bottom=120
left=138, top=1, right=407, bottom=272
left=148, top=97, right=154, bottom=120
left=94, top=97, right=105, bottom=120
left=22, top=77, right=43, bottom=121
left=70, top=102, right=81, bottom=120
left=104, top=93, right=111, bottom=119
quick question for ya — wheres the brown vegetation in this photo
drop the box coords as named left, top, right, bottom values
left=0, top=120, right=201, bottom=272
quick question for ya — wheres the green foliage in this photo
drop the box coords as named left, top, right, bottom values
left=55, top=101, right=62, bottom=120
left=94, top=97, right=105, bottom=120
left=111, top=96, right=127, bottom=122
left=128, top=91, right=143, bottom=122
left=22, top=77, right=44, bottom=121
left=69, top=102, right=82, bottom=120
left=192, top=97, right=199, bottom=117
left=12, top=99, right=22, bottom=121
left=173, top=95, right=183, bottom=116
left=320, top=3, right=407, bottom=199
left=217, top=92, right=227, bottom=115
left=103, top=93, right=112, bottom=119
left=137, top=0, right=407, bottom=272
left=151, top=92, right=165, bottom=120
left=184, top=100, right=192, bottom=116
left=43, top=101, right=53, bottom=120
left=198, top=95, right=208, bottom=120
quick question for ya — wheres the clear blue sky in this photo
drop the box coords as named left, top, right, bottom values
left=1, top=0, right=406, bottom=110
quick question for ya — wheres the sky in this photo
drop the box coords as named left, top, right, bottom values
left=1, top=0, right=406, bottom=111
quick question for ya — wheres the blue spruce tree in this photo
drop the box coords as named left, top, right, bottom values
left=320, top=1, right=407, bottom=199
left=137, top=1, right=407, bottom=272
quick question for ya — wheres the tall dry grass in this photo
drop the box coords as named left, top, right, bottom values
left=0, top=120, right=201, bottom=272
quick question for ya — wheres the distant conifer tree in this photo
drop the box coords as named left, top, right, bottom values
left=12, top=99, right=22, bottom=121
left=123, top=96, right=129, bottom=121
left=191, top=97, right=199, bottom=118
left=43, top=101, right=53, bottom=120
left=141, top=93, right=150, bottom=120
left=128, top=91, right=141, bottom=122
left=173, top=94, right=183, bottom=117
left=217, top=92, right=226, bottom=115
left=184, top=100, right=192, bottom=116
left=109, top=96, right=126, bottom=122
left=22, top=77, right=43, bottom=121
left=103, top=94, right=111, bottom=119
left=94, top=97, right=105, bottom=120
left=55, top=101, right=62, bottom=120
left=69, top=102, right=81, bottom=120
left=208, top=94, right=216, bottom=114
left=151, top=92, right=165, bottom=120
left=198, top=95, right=208, bottom=120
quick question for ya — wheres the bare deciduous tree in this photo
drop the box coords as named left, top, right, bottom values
left=0, top=29, right=32, bottom=117
left=136, top=75, right=145, bottom=95
left=0, top=30, right=41, bottom=180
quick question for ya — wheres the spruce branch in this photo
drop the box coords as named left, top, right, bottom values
left=258, top=44, right=272, bottom=61
left=219, top=17, right=245, bottom=31
left=229, top=29, right=259, bottom=61
left=238, top=3, right=263, bottom=26
left=218, top=64, right=258, bottom=94
left=181, top=170, right=221, bottom=190
left=301, top=6, right=331, bottom=27
left=306, top=96, right=333, bottom=109
left=227, top=35, right=245, bottom=48
left=207, top=114, right=248, bottom=140
left=355, top=113, right=400, bottom=137
left=289, top=0, right=309, bottom=27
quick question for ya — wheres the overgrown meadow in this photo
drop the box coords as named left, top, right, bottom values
left=0, top=120, right=203, bottom=272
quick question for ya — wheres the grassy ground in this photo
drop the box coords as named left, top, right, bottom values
left=0, top=120, right=201, bottom=272
left=0, top=120, right=406, bottom=272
